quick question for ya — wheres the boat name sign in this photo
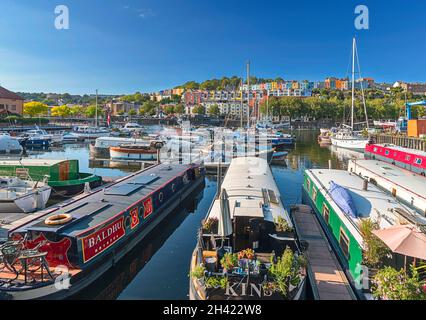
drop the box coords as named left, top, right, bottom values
left=81, top=216, right=125, bottom=263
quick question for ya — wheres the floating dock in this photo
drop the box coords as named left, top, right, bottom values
left=291, top=205, right=356, bottom=300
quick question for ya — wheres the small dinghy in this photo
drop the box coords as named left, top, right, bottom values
left=0, top=177, right=51, bottom=213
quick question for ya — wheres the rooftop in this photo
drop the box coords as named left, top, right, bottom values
left=0, top=86, right=24, bottom=101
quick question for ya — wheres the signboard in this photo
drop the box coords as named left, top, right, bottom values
left=143, top=197, right=153, bottom=218
left=81, top=216, right=125, bottom=263
left=130, top=207, right=139, bottom=229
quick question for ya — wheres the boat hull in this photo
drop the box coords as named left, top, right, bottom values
left=330, top=137, right=368, bottom=150
left=1, top=167, right=205, bottom=300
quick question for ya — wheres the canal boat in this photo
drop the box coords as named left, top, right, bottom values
left=0, top=135, right=23, bottom=156
left=110, top=143, right=161, bottom=161
left=0, top=177, right=51, bottom=214
left=90, top=137, right=164, bottom=158
left=0, top=159, right=102, bottom=198
left=189, top=157, right=307, bottom=300
left=365, top=143, right=426, bottom=176
left=0, top=162, right=205, bottom=299
left=122, top=122, right=144, bottom=133
left=348, top=159, right=426, bottom=215
left=303, top=167, right=426, bottom=299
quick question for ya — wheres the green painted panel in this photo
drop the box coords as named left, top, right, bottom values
left=303, top=172, right=363, bottom=285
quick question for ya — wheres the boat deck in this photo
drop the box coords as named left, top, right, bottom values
left=292, top=205, right=356, bottom=300
left=13, top=163, right=196, bottom=237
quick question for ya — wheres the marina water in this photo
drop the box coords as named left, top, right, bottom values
left=26, top=128, right=353, bottom=299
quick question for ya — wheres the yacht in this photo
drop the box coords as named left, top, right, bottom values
left=72, top=125, right=110, bottom=139
left=331, top=38, right=370, bottom=150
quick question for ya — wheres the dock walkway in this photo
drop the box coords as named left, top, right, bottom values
left=292, top=205, right=356, bottom=300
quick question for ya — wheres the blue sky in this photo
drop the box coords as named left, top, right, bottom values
left=1, top=0, right=425, bottom=94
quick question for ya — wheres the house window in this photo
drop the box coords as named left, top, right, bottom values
left=322, top=204, right=330, bottom=224
left=10, top=105, right=16, bottom=111
left=339, top=229, right=350, bottom=258
left=0, top=105, right=4, bottom=110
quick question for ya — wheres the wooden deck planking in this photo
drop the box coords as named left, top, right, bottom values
left=293, top=207, right=355, bottom=300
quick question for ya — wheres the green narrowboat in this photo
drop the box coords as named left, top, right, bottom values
left=0, top=159, right=102, bottom=198
left=302, top=168, right=426, bottom=299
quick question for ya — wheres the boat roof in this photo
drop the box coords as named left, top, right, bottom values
left=13, top=163, right=195, bottom=237
left=374, top=144, right=426, bottom=158
left=0, top=159, right=68, bottom=166
left=349, top=159, right=426, bottom=201
left=206, top=157, right=292, bottom=225
left=306, top=169, right=426, bottom=244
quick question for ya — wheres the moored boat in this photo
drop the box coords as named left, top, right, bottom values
left=110, top=143, right=160, bottom=161
left=348, top=159, right=426, bottom=214
left=0, top=159, right=102, bottom=199
left=0, top=162, right=205, bottom=299
left=303, top=167, right=426, bottom=299
left=365, top=143, right=426, bottom=176
left=0, top=135, right=22, bottom=156
left=189, top=157, right=307, bottom=300
left=72, top=126, right=110, bottom=140
left=90, top=137, right=164, bottom=158
left=0, top=177, right=51, bottom=213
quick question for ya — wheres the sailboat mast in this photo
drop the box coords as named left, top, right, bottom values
left=351, top=38, right=355, bottom=130
left=240, top=78, right=243, bottom=128
left=246, top=61, right=250, bottom=128
left=95, top=89, right=98, bottom=128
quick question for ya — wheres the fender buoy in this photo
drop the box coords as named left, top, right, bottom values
left=45, top=214, right=72, bottom=225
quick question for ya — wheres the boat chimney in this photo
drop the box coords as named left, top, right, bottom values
left=363, top=178, right=368, bottom=191
left=328, top=159, right=332, bottom=170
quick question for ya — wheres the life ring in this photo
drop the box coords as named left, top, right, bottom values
left=45, top=214, right=72, bottom=225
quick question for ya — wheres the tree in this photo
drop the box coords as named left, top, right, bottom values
left=192, top=105, right=205, bottom=115
left=174, top=103, right=185, bottom=115
left=69, top=105, right=85, bottom=117
left=163, top=105, right=175, bottom=115
left=23, top=101, right=48, bottom=117
left=128, top=109, right=137, bottom=116
left=51, top=105, right=72, bottom=118
left=85, top=105, right=105, bottom=118
left=139, top=101, right=158, bottom=115
left=208, top=104, right=220, bottom=116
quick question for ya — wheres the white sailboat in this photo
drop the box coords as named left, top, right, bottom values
left=331, top=37, right=370, bottom=150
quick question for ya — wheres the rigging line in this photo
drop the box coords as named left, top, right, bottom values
left=354, top=41, right=369, bottom=130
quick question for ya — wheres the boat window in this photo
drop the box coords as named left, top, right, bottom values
left=306, top=178, right=311, bottom=192
left=312, top=187, right=318, bottom=202
left=339, top=229, right=350, bottom=259
left=104, top=183, right=145, bottom=196
left=268, top=190, right=278, bottom=204
left=322, top=205, right=330, bottom=224
left=415, top=158, right=422, bottom=165
left=373, top=147, right=378, bottom=152
left=385, top=150, right=390, bottom=156
left=406, top=155, right=411, bottom=161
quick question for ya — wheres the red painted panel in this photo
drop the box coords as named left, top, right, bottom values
left=80, top=217, right=125, bottom=263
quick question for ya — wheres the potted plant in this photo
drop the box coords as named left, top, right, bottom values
left=238, top=248, right=255, bottom=260
left=274, top=216, right=293, bottom=237
left=360, top=219, right=390, bottom=291
left=189, top=264, right=206, bottom=280
left=220, top=253, right=238, bottom=274
left=202, top=217, right=218, bottom=234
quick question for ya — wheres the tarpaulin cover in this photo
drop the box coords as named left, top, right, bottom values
left=329, top=181, right=358, bottom=218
